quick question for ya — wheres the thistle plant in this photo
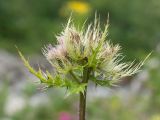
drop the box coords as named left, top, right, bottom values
left=18, top=15, right=150, bottom=120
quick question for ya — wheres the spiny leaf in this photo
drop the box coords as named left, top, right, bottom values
left=17, top=49, right=47, bottom=82
left=90, top=75, right=111, bottom=86
left=17, top=48, right=66, bottom=87
left=65, top=83, right=87, bottom=97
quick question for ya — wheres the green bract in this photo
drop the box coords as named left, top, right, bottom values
left=18, top=16, right=151, bottom=96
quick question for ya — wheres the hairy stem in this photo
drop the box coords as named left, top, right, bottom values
left=79, top=67, right=90, bottom=120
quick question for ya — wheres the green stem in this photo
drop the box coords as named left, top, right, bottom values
left=79, top=67, right=90, bottom=120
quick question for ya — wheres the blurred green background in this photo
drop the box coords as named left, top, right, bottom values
left=0, top=0, right=160, bottom=120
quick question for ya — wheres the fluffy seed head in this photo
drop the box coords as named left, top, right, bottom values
left=19, top=15, right=150, bottom=96
left=42, top=15, right=150, bottom=85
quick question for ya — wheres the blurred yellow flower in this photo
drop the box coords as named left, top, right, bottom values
left=60, top=1, right=91, bottom=16
left=67, top=1, right=90, bottom=14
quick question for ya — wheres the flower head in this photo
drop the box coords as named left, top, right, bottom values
left=18, top=15, right=150, bottom=95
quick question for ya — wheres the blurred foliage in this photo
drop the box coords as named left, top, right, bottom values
left=11, top=92, right=74, bottom=120
left=89, top=0, right=160, bottom=60
left=0, top=0, right=65, bottom=53
left=0, top=81, right=159, bottom=120
left=0, top=83, right=8, bottom=117
left=0, top=0, right=159, bottom=58
left=145, top=52, right=160, bottom=114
